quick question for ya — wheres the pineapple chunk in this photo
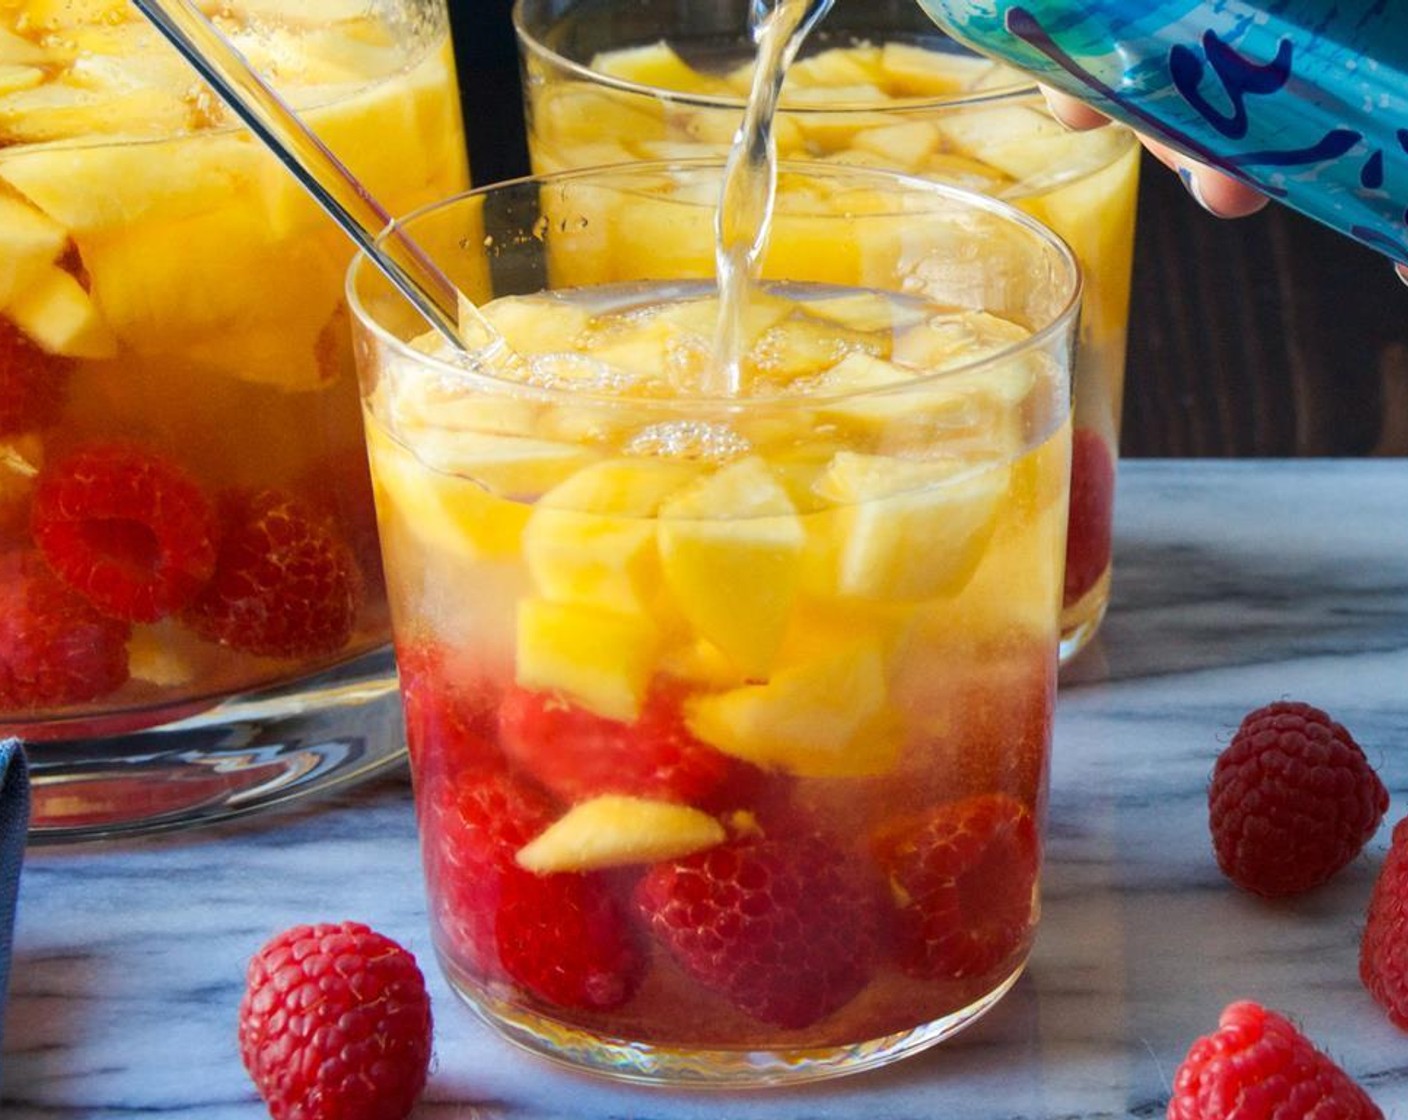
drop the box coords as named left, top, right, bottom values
left=685, top=640, right=902, bottom=777
left=0, top=64, right=41, bottom=97
left=258, top=51, right=454, bottom=233
left=749, top=310, right=886, bottom=386
left=367, top=423, right=530, bottom=559
left=18, top=0, right=130, bottom=27
left=809, top=451, right=1010, bottom=601
left=524, top=458, right=697, bottom=614
left=127, top=625, right=198, bottom=687
left=79, top=202, right=342, bottom=383
left=590, top=41, right=717, bottom=95
left=516, top=795, right=725, bottom=873
left=482, top=294, right=592, bottom=357
left=803, top=291, right=929, bottom=334
left=657, top=456, right=805, bottom=677
left=0, top=132, right=262, bottom=233
left=7, top=264, right=115, bottom=358
left=0, top=81, right=191, bottom=144
left=785, top=48, right=883, bottom=90
left=878, top=43, right=994, bottom=97
left=0, top=192, right=67, bottom=309
left=402, top=427, right=599, bottom=498
left=932, top=104, right=1085, bottom=180
left=0, top=432, right=41, bottom=529
left=0, top=28, right=46, bottom=66
left=848, top=119, right=942, bottom=170
left=536, top=83, right=668, bottom=149
left=515, top=597, right=659, bottom=721
left=808, top=351, right=924, bottom=429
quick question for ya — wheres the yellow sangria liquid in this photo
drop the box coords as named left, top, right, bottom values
left=517, top=0, right=1138, bottom=657
left=364, top=272, right=1070, bottom=1075
left=0, top=0, right=466, bottom=741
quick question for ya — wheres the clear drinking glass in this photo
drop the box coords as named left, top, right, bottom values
left=513, top=0, right=1138, bottom=663
left=0, top=0, right=468, bottom=839
left=350, top=159, right=1080, bottom=1085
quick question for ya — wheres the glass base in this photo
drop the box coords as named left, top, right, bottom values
left=442, top=954, right=1026, bottom=1088
left=22, top=647, right=405, bottom=844
left=1058, top=571, right=1111, bottom=667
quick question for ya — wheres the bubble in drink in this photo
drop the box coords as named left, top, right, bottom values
left=625, top=420, right=753, bottom=462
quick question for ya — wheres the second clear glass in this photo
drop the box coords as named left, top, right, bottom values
left=513, top=0, right=1140, bottom=663
left=350, top=159, right=1081, bottom=1086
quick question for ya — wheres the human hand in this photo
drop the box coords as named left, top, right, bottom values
left=1042, top=88, right=1408, bottom=286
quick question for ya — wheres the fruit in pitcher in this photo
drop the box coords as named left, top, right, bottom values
left=1063, top=427, right=1114, bottom=608
left=872, top=793, right=1039, bottom=981
left=499, top=681, right=742, bottom=806
left=656, top=456, right=805, bottom=678
left=515, top=793, right=725, bottom=873
left=0, top=548, right=129, bottom=709
left=514, top=596, right=659, bottom=722
left=634, top=827, right=879, bottom=1029
left=429, top=769, right=644, bottom=1012
left=0, top=315, right=69, bottom=434
left=30, top=441, right=217, bottom=624
left=181, top=487, right=362, bottom=658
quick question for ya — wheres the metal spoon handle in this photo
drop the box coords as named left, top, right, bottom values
left=131, top=0, right=478, bottom=352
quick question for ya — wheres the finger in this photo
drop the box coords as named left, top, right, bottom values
left=1397, top=263, right=1408, bottom=287
left=1040, top=86, right=1109, bottom=131
left=1141, top=136, right=1269, bottom=219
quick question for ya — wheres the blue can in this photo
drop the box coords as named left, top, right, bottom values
left=914, top=0, right=1408, bottom=262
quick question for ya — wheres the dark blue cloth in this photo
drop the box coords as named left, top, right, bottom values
left=0, top=740, right=28, bottom=1074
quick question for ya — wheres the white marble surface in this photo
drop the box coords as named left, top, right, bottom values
left=7, top=459, right=1408, bottom=1119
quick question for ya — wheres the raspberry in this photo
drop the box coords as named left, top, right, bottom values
left=427, top=769, right=643, bottom=1012
left=182, top=487, right=362, bottom=659
left=1208, top=701, right=1388, bottom=898
left=295, top=448, right=384, bottom=600
left=0, top=316, right=70, bottom=435
left=1167, top=1000, right=1382, bottom=1120
left=396, top=639, right=501, bottom=781
left=871, top=792, right=1039, bottom=981
left=0, top=550, right=130, bottom=711
left=31, top=442, right=217, bottom=623
left=633, top=827, right=878, bottom=1029
left=238, top=921, right=432, bottom=1120
left=498, top=681, right=747, bottom=807
left=1063, top=426, right=1115, bottom=608
left=1361, top=815, right=1408, bottom=1029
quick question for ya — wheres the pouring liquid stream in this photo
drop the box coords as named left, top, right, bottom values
left=709, top=0, right=835, bottom=396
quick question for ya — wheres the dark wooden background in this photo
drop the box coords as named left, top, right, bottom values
left=449, top=0, right=1407, bottom=459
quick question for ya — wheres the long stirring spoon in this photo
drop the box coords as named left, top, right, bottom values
left=131, top=0, right=510, bottom=358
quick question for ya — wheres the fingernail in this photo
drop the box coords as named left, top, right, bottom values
left=1178, top=166, right=1213, bottom=214
left=1398, top=262, right=1408, bottom=287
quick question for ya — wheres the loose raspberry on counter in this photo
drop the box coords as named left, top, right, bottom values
left=1167, top=1000, right=1382, bottom=1119
left=238, top=921, right=432, bottom=1120
left=1208, top=701, right=1388, bottom=897
left=1361, top=816, right=1408, bottom=1030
